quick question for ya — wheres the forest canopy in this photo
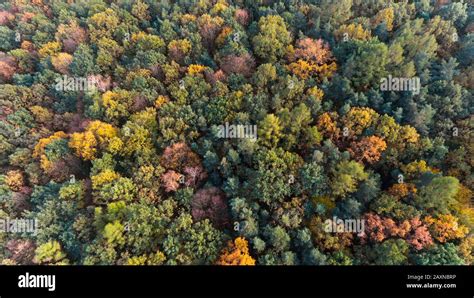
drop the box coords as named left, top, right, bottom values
left=0, top=0, right=472, bottom=265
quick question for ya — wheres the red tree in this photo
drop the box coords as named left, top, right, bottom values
left=407, top=217, right=433, bottom=250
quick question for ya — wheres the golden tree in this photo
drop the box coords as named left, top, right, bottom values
left=349, top=136, right=387, bottom=164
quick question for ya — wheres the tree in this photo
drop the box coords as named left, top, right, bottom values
left=339, top=39, right=389, bottom=90
left=103, top=220, right=126, bottom=247
left=252, top=15, right=292, bottom=62
left=335, top=24, right=371, bottom=41
left=0, top=11, right=14, bottom=26
left=253, top=63, right=277, bottom=88
left=349, top=136, right=387, bottom=164
left=197, top=14, right=223, bottom=50
left=317, top=112, right=340, bottom=142
left=38, top=41, right=62, bottom=58
left=100, top=90, right=135, bottom=124
left=411, top=243, right=465, bottom=265
left=0, top=55, right=16, bottom=82
left=363, top=214, right=433, bottom=250
left=131, top=0, right=150, bottom=21
left=161, top=143, right=197, bottom=169
left=258, top=114, right=282, bottom=148
left=407, top=217, right=433, bottom=250
left=252, top=148, right=303, bottom=204
left=191, top=187, right=229, bottom=228
left=372, top=7, right=394, bottom=31
left=299, top=162, right=327, bottom=197
left=425, top=214, right=468, bottom=243
left=387, top=183, right=417, bottom=199
left=51, top=53, right=73, bottom=74
left=414, top=176, right=460, bottom=214
left=220, top=53, right=255, bottom=77
left=88, top=8, right=119, bottom=42
left=33, top=131, right=69, bottom=171
left=317, top=0, right=352, bottom=27
left=342, top=107, right=379, bottom=137
left=69, top=44, right=95, bottom=76
left=287, top=59, right=315, bottom=79
left=168, top=39, right=191, bottom=63
left=69, top=121, right=119, bottom=160
left=372, top=239, right=409, bottom=265
left=217, top=237, right=256, bottom=265
left=161, top=170, right=181, bottom=192
left=5, top=170, right=24, bottom=191
left=265, top=225, right=291, bottom=252
left=34, top=241, right=69, bottom=265
left=308, top=216, right=352, bottom=252
left=290, top=38, right=333, bottom=65
left=330, top=161, right=368, bottom=197
left=0, top=26, right=16, bottom=51
left=5, top=239, right=35, bottom=265
left=235, top=9, right=250, bottom=26
left=55, top=20, right=87, bottom=53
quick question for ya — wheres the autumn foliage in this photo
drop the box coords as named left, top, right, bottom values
left=69, top=121, right=118, bottom=160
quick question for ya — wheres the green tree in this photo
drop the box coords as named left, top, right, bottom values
left=258, top=114, right=282, bottom=148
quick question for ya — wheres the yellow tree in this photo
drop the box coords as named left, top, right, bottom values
left=69, top=121, right=119, bottom=160
left=187, top=64, right=206, bottom=75
left=217, top=237, right=256, bottom=265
